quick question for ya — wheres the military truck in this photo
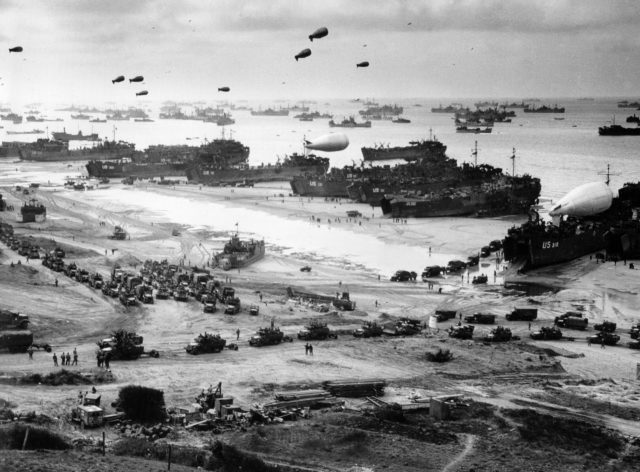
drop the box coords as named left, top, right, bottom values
left=631, top=323, right=640, bottom=340
left=75, top=269, right=90, bottom=283
left=390, top=318, right=422, bottom=336
left=97, top=330, right=145, bottom=360
left=202, top=295, right=216, bottom=313
left=435, top=310, right=457, bottom=322
left=421, top=266, right=443, bottom=279
left=64, top=262, right=78, bottom=278
left=530, top=326, right=563, bottom=340
left=390, top=270, right=417, bottom=282
left=594, top=321, right=617, bottom=332
left=135, top=285, right=154, bottom=304
left=555, top=314, right=588, bottom=330
left=88, top=273, right=104, bottom=289
left=0, top=330, right=33, bottom=353
left=71, top=393, right=104, bottom=428
left=249, top=322, right=292, bottom=347
left=185, top=332, right=226, bottom=355
left=109, top=225, right=127, bottom=240
left=173, top=285, right=189, bottom=302
left=156, top=286, right=171, bottom=300
left=506, top=308, right=538, bottom=321
left=484, top=326, right=513, bottom=342
left=353, top=321, right=383, bottom=338
left=224, top=303, right=241, bottom=315
left=119, top=290, right=137, bottom=306
left=464, top=313, right=496, bottom=324
left=0, top=310, right=29, bottom=329
left=448, top=325, right=474, bottom=339
left=298, top=319, right=337, bottom=340
left=249, top=304, right=260, bottom=316
left=588, top=332, right=620, bottom=346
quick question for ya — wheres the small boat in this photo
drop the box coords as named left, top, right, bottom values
left=456, top=126, right=492, bottom=134
left=392, top=117, right=411, bottom=124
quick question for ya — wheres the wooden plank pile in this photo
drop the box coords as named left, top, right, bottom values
left=265, top=389, right=342, bottom=409
left=323, top=378, right=386, bottom=397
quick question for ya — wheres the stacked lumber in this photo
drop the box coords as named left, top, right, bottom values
left=323, top=378, right=386, bottom=397
left=274, top=389, right=328, bottom=401
left=266, top=389, right=340, bottom=409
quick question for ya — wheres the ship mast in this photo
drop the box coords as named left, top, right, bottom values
left=471, top=140, right=478, bottom=166
left=598, top=163, right=619, bottom=186
left=510, top=147, right=516, bottom=176
left=112, top=125, right=117, bottom=142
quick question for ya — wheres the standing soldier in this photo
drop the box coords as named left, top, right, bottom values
left=27, top=346, right=34, bottom=360
left=53, top=352, right=58, bottom=367
left=72, top=350, right=78, bottom=366
left=66, top=352, right=71, bottom=366
left=236, top=328, right=240, bottom=341
left=104, top=352, right=111, bottom=369
left=309, top=344, right=314, bottom=356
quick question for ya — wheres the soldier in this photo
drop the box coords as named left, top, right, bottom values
left=55, top=278, right=58, bottom=287
left=305, top=343, right=309, bottom=355
left=72, top=350, right=78, bottom=366
left=66, top=352, right=71, bottom=366
left=53, top=352, right=58, bottom=366
left=96, top=352, right=102, bottom=368
left=309, top=344, right=314, bottom=356
left=104, top=352, right=111, bottom=369
left=27, top=346, right=34, bottom=360
left=236, top=328, right=240, bottom=341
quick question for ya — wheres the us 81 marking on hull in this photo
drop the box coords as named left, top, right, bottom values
left=541, top=241, right=560, bottom=249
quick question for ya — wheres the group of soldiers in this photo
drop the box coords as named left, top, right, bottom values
left=52, top=349, right=78, bottom=366
left=96, top=350, right=112, bottom=369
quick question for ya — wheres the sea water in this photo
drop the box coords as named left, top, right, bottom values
left=1, top=98, right=639, bottom=274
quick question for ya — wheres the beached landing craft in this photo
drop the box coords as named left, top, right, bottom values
left=503, top=181, right=640, bottom=270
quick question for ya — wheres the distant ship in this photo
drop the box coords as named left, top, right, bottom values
left=598, top=124, right=640, bottom=136
left=213, top=234, right=265, bottom=270
left=6, top=129, right=44, bottom=135
left=71, top=114, right=91, bottom=120
left=329, top=117, right=371, bottom=128
left=250, top=108, right=289, bottom=116
left=626, top=115, right=640, bottom=124
left=456, top=126, right=492, bottom=134
left=51, top=129, right=99, bottom=142
left=359, top=104, right=403, bottom=120
left=502, top=181, right=640, bottom=270
left=391, top=117, right=411, bottom=124
left=431, top=104, right=463, bottom=113
left=501, top=101, right=528, bottom=108
left=523, top=105, right=565, bottom=113
left=474, top=101, right=499, bottom=108
left=21, top=199, right=46, bottom=223
left=361, top=133, right=446, bottom=162
left=187, top=152, right=329, bottom=186
left=0, top=113, right=22, bottom=124
left=216, top=114, right=235, bottom=126
left=89, top=118, right=107, bottom=123
left=20, top=139, right=135, bottom=162
left=26, top=116, right=44, bottom=122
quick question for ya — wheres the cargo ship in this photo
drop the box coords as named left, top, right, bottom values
left=250, top=108, right=289, bottom=116
left=187, top=152, right=329, bottom=186
left=51, top=129, right=99, bottom=141
left=598, top=124, right=640, bottom=136
left=361, top=133, right=447, bottom=162
left=329, top=117, right=371, bottom=128
left=523, top=105, right=565, bottom=113
left=359, top=104, right=403, bottom=120
left=21, top=199, right=46, bottom=223
left=380, top=174, right=540, bottom=218
left=0, top=141, right=29, bottom=157
left=430, top=104, right=463, bottom=113
left=213, top=234, right=265, bottom=270
left=502, top=181, right=640, bottom=270
left=20, top=139, right=135, bottom=162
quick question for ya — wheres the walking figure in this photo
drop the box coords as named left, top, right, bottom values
left=104, top=352, right=111, bottom=369
left=53, top=353, right=58, bottom=366
left=601, top=340, right=605, bottom=349
left=305, top=343, right=309, bottom=355
left=309, top=344, right=314, bottom=356
left=66, top=352, right=71, bottom=366
left=528, top=322, right=531, bottom=330
left=588, top=338, right=592, bottom=347
left=72, top=351, right=78, bottom=366
left=236, top=328, right=240, bottom=341
left=55, top=278, right=58, bottom=287
left=27, top=346, right=34, bottom=360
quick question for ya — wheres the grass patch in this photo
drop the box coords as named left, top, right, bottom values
left=117, top=385, right=166, bottom=423
left=506, top=409, right=625, bottom=458
left=425, top=348, right=454, bottom=363
left=18, top=369, right=114, bottom=386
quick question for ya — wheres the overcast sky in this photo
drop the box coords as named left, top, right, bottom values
left=1, top=0, right=639, bottom=105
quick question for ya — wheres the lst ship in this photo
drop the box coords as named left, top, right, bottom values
left=502, top=181, right=640, bottom=270
left=360, top=132, right=446, bottom=162
left=20, top=139, right=135, bottom=162
left=213, top=234, right=265, bottom=270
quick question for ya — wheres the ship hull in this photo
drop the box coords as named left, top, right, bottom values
left=186, top=164, right=327, bottom=185
left=290, top=177, right=350, bottom=198
left=21, top=149, right=132, bottom=162
left=86, top=161, right=186, bottom=178
left=360, top=140, right=447, bottom=162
